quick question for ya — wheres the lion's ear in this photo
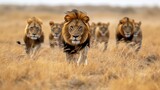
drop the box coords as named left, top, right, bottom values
left=60, top=22, right=64, bottom=27
left=97, top=22, right=101, bottom=26
left=38, top=19, right=43, bottom=25
left=119, top=19, right=125, bottom=24
left=138, top=21, right=141, bottom=26
left=82, top=16, right=89, bottom=23
left=64, top=15, right=72, bottom=22
left=49, top=21, right=54, bottom=26
left=27, top=18, right=33, bottom=24
left=107, top=22, right=110, bottom=26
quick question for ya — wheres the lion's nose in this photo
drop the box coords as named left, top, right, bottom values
left=73, top=35, right=79, bottom=38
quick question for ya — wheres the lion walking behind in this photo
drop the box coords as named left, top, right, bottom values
left=17, top=17, right=44, bottom=58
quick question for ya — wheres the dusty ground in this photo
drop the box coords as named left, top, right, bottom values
left=0, top=5, right=160, bottom=90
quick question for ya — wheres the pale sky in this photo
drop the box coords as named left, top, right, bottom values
left=0, top=0, right=160, bottom=7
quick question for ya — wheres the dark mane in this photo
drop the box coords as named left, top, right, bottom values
left=63, top=37, right=90, bottom=54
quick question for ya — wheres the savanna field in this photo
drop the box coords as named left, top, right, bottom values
left=0, top=5, right=160, bottom=90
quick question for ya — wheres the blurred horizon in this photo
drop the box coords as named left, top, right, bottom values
left=0, top=0, right=160, bottom=7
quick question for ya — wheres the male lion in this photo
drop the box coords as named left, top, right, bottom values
left=61, top=9, right=90, bottom=65
left=95, top=22, right=110, bottom=51
left=116, top=17, right=135, bottom=45
left=49, top=21, right=63, bottom=48
left=17, top=17, right=44, bottom=57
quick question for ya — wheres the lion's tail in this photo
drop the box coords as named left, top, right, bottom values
left=16, top=41, right=25, bottom=46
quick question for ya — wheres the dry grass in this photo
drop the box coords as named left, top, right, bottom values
left=0, top=5, right=160, bottom=90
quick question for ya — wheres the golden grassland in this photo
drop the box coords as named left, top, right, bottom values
left=0, top=6, right=160, bottom=90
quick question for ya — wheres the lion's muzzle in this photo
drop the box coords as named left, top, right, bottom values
left=124, top=32, right=131, bottom=38
left=28, top=34, right=40, bottom=40
left=53, top=33, right=60, bottom=39
left=70, top=35, right=81, bottom=45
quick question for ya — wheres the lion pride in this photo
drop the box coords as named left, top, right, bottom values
left=61, top=9, right=90, bottom=65
left=17, top=17, right=44, bottom=57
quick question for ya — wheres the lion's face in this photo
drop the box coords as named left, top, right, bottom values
left=120, top=17, right=134, bottom=38
left=134, top=21, right=141, bottom=31
left=97, top=22, right=109, bottom=36
left=122, top=23, right=133, bottom=37
left=49, top=21, right=62, bottom=39
left=26, top=17, right=43, bottom=40
left=62, top=9, right=90, bottom=46
left=68, top=19, right=86, bottom=45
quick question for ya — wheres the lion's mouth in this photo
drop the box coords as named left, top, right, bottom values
left=31, top=37, right=38, bottom=40
left=54, top=35, right=60, bottom=39
left=101, top=32, right=107, bottom=36
left=29, top=35, right=40, bottom=40
left=124, top=32, right=131, bottom=38
left=125, top=34, right=131, bottom=38
left=72, top=40, right=80, bottom=45
left=54, top=36, right=59, bottom=39
left=70, top=36, right=81, bottom=45
left=53, top=34, right=60, bottom=39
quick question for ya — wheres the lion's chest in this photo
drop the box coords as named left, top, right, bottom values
left=63, top=38, right=90, bottom=54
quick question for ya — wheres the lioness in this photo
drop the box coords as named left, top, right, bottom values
left=49, top=21, right=63, bottom=48
left=95, top=22, right=110, bottom=51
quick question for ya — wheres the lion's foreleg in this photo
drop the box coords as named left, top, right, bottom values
left=94, top=36, right=99, bottom=49
left=135, top=41, right=142, bottom=52
left=103, top=42, right=108, bottom=52
left=49, top=40, right=55, bottom=48
left=77, top=46, right=88, bottom=66
left=25, top=47, right=30, bottom=55
left=65, top=53, right=76, bottom=63
left=30, top=44, right=41, bottom=58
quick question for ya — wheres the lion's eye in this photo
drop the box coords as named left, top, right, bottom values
left=36, top=27, right=39, bottom=30
left=79, top=26, right=83, bottom=31
left=30, top=27, right=33, bottom=29
left=129, top=26, right=132, bottom=29
left=70, top=26, right=74, bottom=31
left=124, top=26, right=127, bottom=28
left=70, top=26, right=73, bottom=29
